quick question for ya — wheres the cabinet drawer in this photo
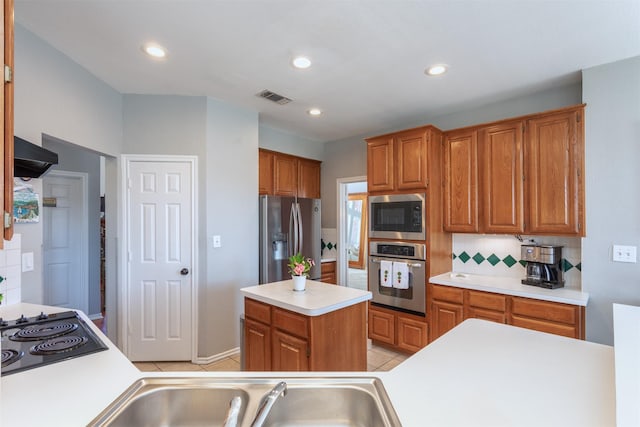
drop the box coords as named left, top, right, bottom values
left=511, top=297, right=577, bottom=325
left=431, top=284, right=464, bottom=304
left=511, top=316, right=579, bottom=339
left=245, top=298, right=271, bottom=324
left=467, top=290, right=506, bottom=311
left=272, top=307, right=309, bottom=338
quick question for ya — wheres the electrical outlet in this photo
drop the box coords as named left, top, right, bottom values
left=612, top=245, right=637, bottom=263
left=213, top=235, right=221, bottom=248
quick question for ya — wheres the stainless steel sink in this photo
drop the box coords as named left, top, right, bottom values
left=88, top=377, right=401, bottom=427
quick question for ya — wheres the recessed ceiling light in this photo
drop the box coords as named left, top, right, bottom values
left=308, top=108, right=322, bottom=116
left=292, top=56, right=312, bottom=69
left=142, top=44, right=167, bottom=59
left=425, top=64, right=448, bottom=76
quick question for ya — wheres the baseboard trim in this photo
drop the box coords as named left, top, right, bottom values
left=193, top=347, right=240, bottom=365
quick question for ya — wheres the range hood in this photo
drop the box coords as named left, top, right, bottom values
left=14, top=136, right=59, bottom=178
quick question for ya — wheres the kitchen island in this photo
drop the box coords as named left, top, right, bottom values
left=1, top=303, right=616, bottom=426
left=240, top=279, right=372, bottom=371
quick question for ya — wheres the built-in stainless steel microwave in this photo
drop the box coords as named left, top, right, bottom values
left=369, top=193, right=426, bottom=240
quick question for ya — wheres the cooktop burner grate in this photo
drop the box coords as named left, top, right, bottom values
left=10, top=321, right=79, bottom=341
left=1, top=349, right=24, bottom=367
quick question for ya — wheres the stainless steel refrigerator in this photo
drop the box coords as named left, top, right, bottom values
left=259, top=195, right=321, bottom=283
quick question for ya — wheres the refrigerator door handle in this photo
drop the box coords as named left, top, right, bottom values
left=296, top=203, right=303, bottom=253
left=288, top=202, right=294, bottom=257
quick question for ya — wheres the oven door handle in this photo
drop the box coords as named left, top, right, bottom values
left=369, top=257, right=423, bottom=268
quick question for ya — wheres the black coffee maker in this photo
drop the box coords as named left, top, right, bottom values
left=521, top=245, right=564, bottom=289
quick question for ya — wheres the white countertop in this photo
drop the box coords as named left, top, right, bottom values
left=240, top=279, right=372, bottom=316
left=0, top=303, right=140, bottom=427
left=1, top=304, right=616, bottom=426
left=430, top=272, right=589, bottom=306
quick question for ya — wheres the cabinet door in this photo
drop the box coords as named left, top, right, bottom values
left=526, top=109, right=583, bottom=235
left=367, top=137, right=394, bottom=192
left=397, top=315, right=428, bottom=352
left=244, top=318, right=271, bottom=371
left=443, top=130, right=479, bottom=232
left=2, top=0, right=14, bottom=245
left=297, top=158, right=321, bottom=199
left=258, top=150, right=274, bottom=195
left=431, top=300, right=463, bottom=341
left=274, top=154, right=298, bottom=197
left=479, top=121, right=525, bottom=233
left=368, top=306, right=395, bottom=345
left=396, top=129, right=428, bottom=190
left=271, top=329, right=309, bottom=371
left=320, top=261, right=337, bottom=284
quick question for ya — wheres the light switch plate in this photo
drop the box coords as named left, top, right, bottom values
left=22, top=252, right=34, bottom=272
left=613, top=245, right=637, bottom=263
left=213, top=235, right=221, bottom=248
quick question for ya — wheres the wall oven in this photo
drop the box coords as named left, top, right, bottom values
left=368, top=241, right=426, bottom=316
left=369, top=193, right=425, bottom=240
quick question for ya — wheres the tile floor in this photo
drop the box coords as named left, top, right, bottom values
left=133, top=344, right=407, bottom=373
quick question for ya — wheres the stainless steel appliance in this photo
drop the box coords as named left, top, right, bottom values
left=0, top=310, right=108, bottom=375
left=369, top=193, right=426, bottom=240
left=368, top=241, right=426, bottom=315
left=259, top=195, right=321, bottom=283
left=521, top=244, right=564, bottom=289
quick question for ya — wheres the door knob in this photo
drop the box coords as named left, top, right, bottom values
left=180, top=268, right=189, bottom=276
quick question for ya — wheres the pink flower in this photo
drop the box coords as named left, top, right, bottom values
left=294, top=264, right=305, bottom=276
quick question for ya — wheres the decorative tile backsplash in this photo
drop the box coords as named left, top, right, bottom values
left=452, top=234, right=582, bottom=289
left=0, top=234, right=22, bottom=305
left=321, top=228, right=338, bottom=260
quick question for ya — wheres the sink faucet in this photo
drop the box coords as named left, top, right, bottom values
left=223, top=396, right=243, bottom=427
left=250, top=381, right=288, bottom=427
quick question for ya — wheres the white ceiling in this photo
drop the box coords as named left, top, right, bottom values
left=14, top=1, right=640, bottom=142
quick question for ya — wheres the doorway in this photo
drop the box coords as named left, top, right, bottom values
left=337, top=177, right=367, bottom=289
left=42, top=171, right=89, bottom=314
left=121, top=155, right=198, bottom=362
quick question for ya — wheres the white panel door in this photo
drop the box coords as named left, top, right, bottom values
left=43, top=174, right=88, bottom=313
left=127, top=160, right=193, bottom=361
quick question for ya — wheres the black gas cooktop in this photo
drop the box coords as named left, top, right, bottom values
left=0, top=310, right=108, bottom=376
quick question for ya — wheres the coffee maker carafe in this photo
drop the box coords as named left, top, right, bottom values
left=521, top=245, right=564, bottom=289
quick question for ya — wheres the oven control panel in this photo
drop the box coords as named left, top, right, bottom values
left=370, top=241, right=425, bottom=261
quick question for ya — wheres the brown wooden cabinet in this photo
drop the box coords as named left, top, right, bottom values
left=368, top=304, right=428, bottom=353
left=443, top=105, right=585, bottom=236
left=428, top=283, right=585, bottom=341
left=429, top=284, right=464, bottom=341
left=443, top=129, right=478, bottom=232
left=244, top=297, right=367, bottom=371
left=259, top=149, right=321, bottom=199
left=366, top=126, right=441, bottom=193
left=1, top=0, right=14, bottom=247
left=510, top=296, right=584, bottom=339
left=525, top=108, right=584, bottom=235
left=320, top=260, right=336, bottom=284
left=479, top=120, right=525, bottom=234
left=258, top=149, right=274, bottom=195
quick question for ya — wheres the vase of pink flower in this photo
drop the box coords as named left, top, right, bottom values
left=288, top=253, right=315, bottom=291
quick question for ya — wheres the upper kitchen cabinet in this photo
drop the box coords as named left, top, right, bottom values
left=297, top=158, right=321, bottom=199
left=525, top=107, right=584, bottom=236
left=443, top=129, right=479, bottom=232
left=443, top=104, right=585, bottom=237
left=479, top=120, right=525, bottom=234
left=2, top=0, right=14, bottom=248
left=259, top=149, right=322, bottom=199
left=258, top=149, right=274, bottom=195
left=366, top=126, right=442, bottom=194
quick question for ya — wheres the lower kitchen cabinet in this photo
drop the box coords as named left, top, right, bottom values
left=244, top=297, right=367, bottom=371
left=428, top=283, right=585, bottom=341
left=368, top=304, right=428, bottom=353
left=510, top=296, right=585, bottom=339
left=320, top=260, right=337, bottom=284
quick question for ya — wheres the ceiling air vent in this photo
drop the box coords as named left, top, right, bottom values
left=256, top=89, right=292, bottom=105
